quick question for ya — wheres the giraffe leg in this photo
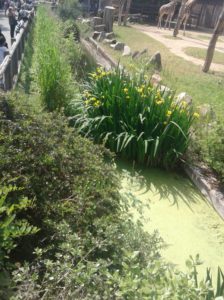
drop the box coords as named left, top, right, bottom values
left=164, top=15, right=169, bottom=30
left=169, top=13, right=174, bottom=30
left=158, top=15, right=162, bottom=29
left=184, top=14, right=190, bottom=36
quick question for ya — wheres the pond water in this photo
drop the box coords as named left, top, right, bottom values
left=118, top=160, right=224, bottom=279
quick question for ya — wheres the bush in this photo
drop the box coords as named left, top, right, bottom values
left=193, top=118, right=224, bottom=183
left=73, top=68, right=197, bottom=169
left=62, top=20, right=96, bottom=80
left=57, top=0, right=82, bottom=20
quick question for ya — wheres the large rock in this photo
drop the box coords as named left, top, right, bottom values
left=139, top=48, right=148, bottom=56
left=111, top=42, right=125, bottom=51
left=94, top=25, right=105, bottom=32
left=176, top=92, right=192, bottom=106
left=122, top=45, right=131, bottom=56
left=92, top=31, right=101, bottom=40
left=198, top=104, right=216, bottom=120
left=150, top=73, right=162, bottom=87
left=103, top=38, right=114, bottom=44
left=105, top=32, right=114, bottom=39
left=93, top=17, right=103, bottom=27
left=97, top=31, right=106, bottom=42
left=132, top=51, right=140, bottom=59
left=149, top=51, right=162, bottom=71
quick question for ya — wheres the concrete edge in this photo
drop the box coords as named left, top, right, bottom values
left=184, top=164, right=224, bottom=220
left=86, top=37, right=118, bottom=68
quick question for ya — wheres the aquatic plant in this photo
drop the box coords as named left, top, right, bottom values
left=74, top=68, right=197, bottom=168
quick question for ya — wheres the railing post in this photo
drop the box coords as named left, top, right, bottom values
left=4, top=57, right=13, bottom=91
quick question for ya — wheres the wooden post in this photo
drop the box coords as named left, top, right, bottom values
left=103, top=6, right=115, bottom=33
left=4, top=57, right=13, bottom=90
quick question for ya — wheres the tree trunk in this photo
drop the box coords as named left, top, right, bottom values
left=173, top=0, right=187, bottom=37
left=118, top=1, right=125, bottom=26
left=123, top=0, right=132, bottom=26
left=202, top=7, right=224, bottom=72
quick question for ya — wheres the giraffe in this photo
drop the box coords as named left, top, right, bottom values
left=180, top=0, right=197, bottom=35
left=157, top=0, right=178, bottom=30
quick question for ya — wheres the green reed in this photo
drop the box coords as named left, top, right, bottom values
left=34, top=7, right=73, bottom=111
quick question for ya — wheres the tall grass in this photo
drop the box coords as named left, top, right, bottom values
left=74, top=68, right=198, bottom=168
left=35, top=7, right=73, bottom=111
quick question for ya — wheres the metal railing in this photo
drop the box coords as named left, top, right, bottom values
left=0, top=13, right=34, bottom=91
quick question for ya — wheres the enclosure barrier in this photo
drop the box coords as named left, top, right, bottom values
left=0, top=13, right=34, bottom=91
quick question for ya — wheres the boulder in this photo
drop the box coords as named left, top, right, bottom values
left=94, top=25, right=105, bottom=32
left=139, top=48, right=148, bottom=56
left=97, top=31, right=106, bottom=42
left=132, top=51, right=140, bottom=59
left=150, top=73, right=162, bottom=87
left=176, top=92, right=192, bottom=106
left=111, top=42, right=125, bottom=51
left=93, top=17, right=103, bottom=27
left=159, top=85, right=171, bottom=94
left=92, top=31, right=101, bottom=40
left=105, top=32, right=114, bottom=39
left=198, top=104, right=216, bottom=120
left=149, top=51, right=162, bottom=71
left=122, top=45, right=131, bottom=56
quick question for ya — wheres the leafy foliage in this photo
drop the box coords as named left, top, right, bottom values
left=193, top=118, right=224, bottom=183
left=0, top=184, right=38, bottom=267
left=57, top=0, right=82, bottom=20
left=73, top=68, right=196, bottom=169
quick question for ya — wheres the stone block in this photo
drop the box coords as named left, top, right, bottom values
left=110, top=42, right=125, bottom=51
left=94, top=25, right=105, bottom=32
left=122, top=45, right=131, bottom=56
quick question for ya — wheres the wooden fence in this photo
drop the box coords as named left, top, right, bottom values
left=0, top=14, right=33, bottom=91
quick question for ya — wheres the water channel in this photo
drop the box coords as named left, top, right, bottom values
left=118, top=160, right=224, bottom=279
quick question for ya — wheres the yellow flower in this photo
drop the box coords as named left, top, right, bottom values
left=181, top=101, right=187, bottom=108
left=126, top=95, right=130, bottom=100
left=193, top=112, right=200, bottom=118
left=166, top=110, right=172, bottom=117
left=94, top=100, right=101, bottom=107
left=163, top=121, right=167, bottom=125
left=91, top=97, right=97, bottom=101
left=91, top=73, right=97, bottom=79
left=156, top=99, right=164, bottom=105
left=101, top=72, right=106, bottom=77
left=137, top=87, right=143, bottom=93
left=123, top=88, right=129, bottom=94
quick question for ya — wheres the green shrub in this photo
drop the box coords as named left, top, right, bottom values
left=0, top=184, right=38, bottom=267
left=73, top=68, right=197, bottom=169
left=34, top=7, right=74, bottom=111
left=62, top=21, right=96, bottom=80
left=193, top=119, right=224, bottom=183
left=57, top=0, right=82, bottom=20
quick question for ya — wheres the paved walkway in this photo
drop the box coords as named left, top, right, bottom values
left=0, top=10, right=11, bottom=48
left=133, top=25, right=224, bottom=73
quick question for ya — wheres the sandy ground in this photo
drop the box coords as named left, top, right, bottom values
left=133, top=24, right=224, bottom=73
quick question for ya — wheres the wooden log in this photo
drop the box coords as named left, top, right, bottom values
left=103, top=6, right=115, bottom=33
